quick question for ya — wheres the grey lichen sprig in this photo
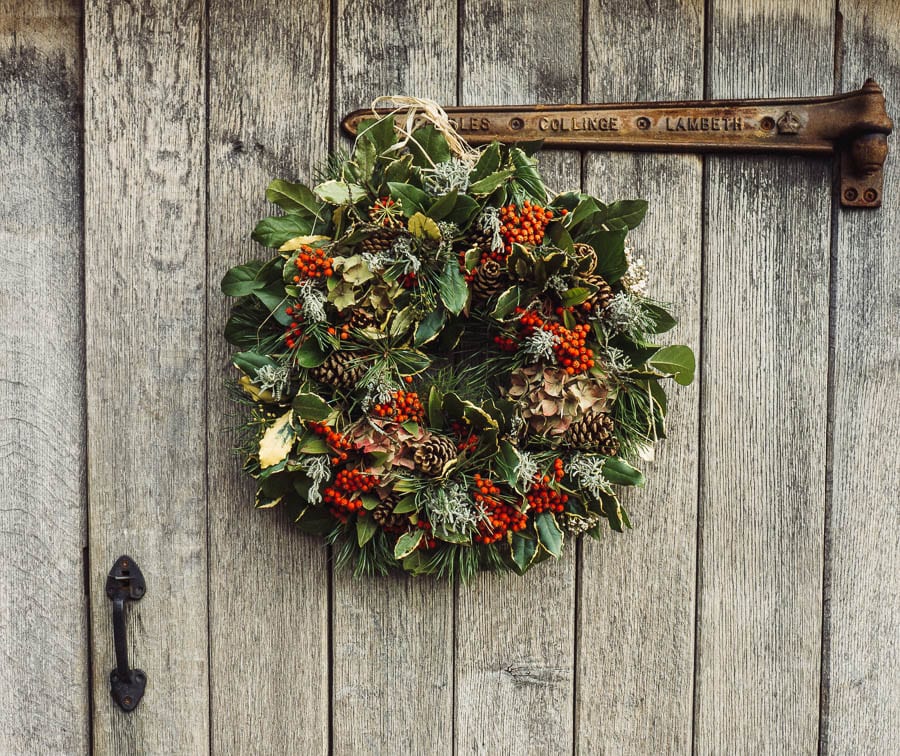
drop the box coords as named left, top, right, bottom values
left=299, top=455, right=332, bottom=505
left=420, top=480, right=489, bottom=538
left=424, top=158, right=471, bottom=194
left=254, top=364, right=290, bottom=402
left=567, top=453, right=614, bottom=498
left=602, top=292, right=656, bottom=340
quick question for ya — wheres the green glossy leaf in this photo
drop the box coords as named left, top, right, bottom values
left=511, top=532, right=539, bottom=573
left=446, top=195, right=480, bottom=228
left=295, top=339, right=328, bottom=368
left=470, top=142, right=501, bottom=182
left=265, top=180, right=322, bottom=217
left=583, top=228, right=628, bottom=283
left=438, top=261, right=469, bottom=315
left=491, top=286, right=520, bottom=319
left=468, top=169, right=513, bottom=195
left=535, top=512, right=563, bottom=557
left=394, top=494, right=418, bottom=514
left=356, top=116, right=398, bottom=154
left=647, top=344, right=695, bottom=385
left=414, top=308, right=446, bottom=346
left=427, top=385, right=444, bottom=429
left=291, top=392, right=331, bottom=422
left=602, top=456, right=646, bottom=487
left=252, top=214, right=314, bottom=248
left=426, top=188, right=458, bottom=220
left=221, top=261, right=264, bottom=296
left=599, top=199, right=648, bottom=229
left=357, top=515, right=378, bottom=546
left=560, top=287, right=592, bottom=307
left=387, top=181, right=429, bottom=216
left=509, top=147, right=546, bottom=200
left=409, top=124, right=451, bottom=166
left=232, top=350, right=278, bottom=376
left=642, top=301, right=677, bottom=334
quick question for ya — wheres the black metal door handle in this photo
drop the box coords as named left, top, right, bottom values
left=105, top=555, right=146, bottom=711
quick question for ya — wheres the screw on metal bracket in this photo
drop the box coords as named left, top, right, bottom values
left=106, top=555, right=146, bottom=712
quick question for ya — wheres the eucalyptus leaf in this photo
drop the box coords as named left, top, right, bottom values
left=314, top=180, right=367, bottom=204
left=647, top=344, right=696, bottom=385
left=265, top=179, right=322, bottom=217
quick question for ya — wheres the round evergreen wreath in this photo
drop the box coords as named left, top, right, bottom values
left=221, top=104, right=694, bottom=580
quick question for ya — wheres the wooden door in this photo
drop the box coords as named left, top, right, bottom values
left=1, top=1, right=898, bottom=753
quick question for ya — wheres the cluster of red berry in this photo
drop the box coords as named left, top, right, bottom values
left=516, top=307, right=595, bottom=375
left=308, top=421, right=353, bottom=463
left=372, top=390, right=425, bottom=424
left=284, top=318, right=304, bottom=350
left=323, top=467, right=377, bottom=521
left=415, top=518, right=438, bottom=550
left=472, top=474, right=528, bottom=544
left=326, top=324, right=351, bottom=341
left=449, top=420, right=479, bottom=453
left=526, top=459, right=568, bottom=514
left=290, top=245, right=333, bottom=282
left=499, top=202, right=562, bottom=254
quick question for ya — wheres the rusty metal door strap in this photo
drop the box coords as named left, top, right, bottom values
left=343, top=79, right=892, bottom=208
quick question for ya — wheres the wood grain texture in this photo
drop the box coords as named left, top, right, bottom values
left=822, top=2, right=900, bottom=752
left=576, top=2, right=704, bottom=753
left=0, top=3, right=89, bottom=752
left=455, top=2, right=580, bottom=753
left=83, top=1, right=208, bottom=752
left=330, top=2, right=457, bottom=754
left=206, top=1, right=331, bottom=753
left=695, top=1, right=834, bottom=751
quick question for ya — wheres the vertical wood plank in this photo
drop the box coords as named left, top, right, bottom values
left=84, top=1, right=209, bottom=751
left=822, top=2, right=900, bottom=751
left=696, top=1, right=834, bottom=751
left=454, top=2, right=581, bottom=753
left=576, top=2, right=704, bottom=753
left=330, top=2, right=457, bottom=753
left=0, top=3, right=89, bottom=752
left=206, top=1, right=331, bottom=752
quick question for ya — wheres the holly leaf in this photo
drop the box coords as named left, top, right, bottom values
left=511, top=532, right=539, bottom=573
left=387, top=181, right=429, bottom=216
left=599, top=199, right=648, bottom=229
left=468, top=169, right=513, bottom=195
left=409, top=124, right=451, bottom=166
left=258, top=411, right=295, bottom=469
left=394, top=530, right=424, bottom=559
left=601, top=456, right=646, bottom=487
left=470, top=142, right=501, bottom=182
left=291, top=392, right=331, bottom=422
left=535, top=512, right=563, bottom=557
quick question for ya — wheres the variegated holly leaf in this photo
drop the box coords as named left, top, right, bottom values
left=258, top=410, right=295, bottom=469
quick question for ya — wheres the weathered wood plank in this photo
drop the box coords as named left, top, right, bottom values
left=84, top=1, right=208, bottom=751
left=0, top=3, right=89, bottom=752
left=822, top=2, right=900, bottom=752
left=206, top=1, right=331, bottom=753
left=576, top=2, right=704, bottom=753
left=454, top=2, right=580, bottom=753
left=330, top=2, right=457, bottom=753
left=695, top=1, right=833, bottom=750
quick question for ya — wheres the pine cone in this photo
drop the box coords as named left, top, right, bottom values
left=359, top=226, right=399, bottom=257
left=592, top=276, right=615, bottom=313
left=564, top=412, right=619, bottom=455
left=309, top=350, right=363, bottom=390
left=413, top=435, right=458, bottom=476
left=372, top=499, right=408, bottom=533
left=471, top=258, right=507, bottom=299
left=572, top=243, right=614, bottom=319
left=343, top=307, right=375, bottom=330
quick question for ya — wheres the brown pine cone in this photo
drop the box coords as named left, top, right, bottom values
left=343, top=307, right=375, bottom=330
left=471, top=258, right=507, bottom=299
left=309, top=350, right=363, bottom=390
left=413, top=435, right=458, bottom=476
left=564, top=412, right=619, bottom=455
left=372, top=500, right=408, bottom=533
left=359, top=226, right=400, bottom=257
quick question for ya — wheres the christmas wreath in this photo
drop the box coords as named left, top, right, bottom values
left=222, top=102, right=694, bottom=580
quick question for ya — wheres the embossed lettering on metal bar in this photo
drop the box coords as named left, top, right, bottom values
left=343, top=79, right=892, bottom=208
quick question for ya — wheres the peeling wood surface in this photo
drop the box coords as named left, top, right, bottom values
left=1, top=1, right=898, bottom=753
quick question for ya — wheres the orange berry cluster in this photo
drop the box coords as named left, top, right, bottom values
left=372, top=390, right=425, bottom=424
left=308, top=421, right=354, bottom=461
left=290, top=245, right=333, bottom=282
left=323, top=467, right=376, bottom=520
left=473, top=474, right=528, bottom=545
left=326, top=324, right=351, bottom=341
left=499, top=202, right=561, bottom=254
left=492, top=334, right=518, bottom=352
left=516, top=307, right=595, bottom=375
left=526, top=459, right=568, bottom=514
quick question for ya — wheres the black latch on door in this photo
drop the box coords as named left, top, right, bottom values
left=106, top=555, right=146, bottom=711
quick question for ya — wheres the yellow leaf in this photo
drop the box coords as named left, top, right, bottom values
left=239, top=375, right=274, bottom=403
left=258, top=410, right=294, bottom=469
left=408, top=212, right=441, bottom=240
left=279, top=235, right=330, bottom=252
